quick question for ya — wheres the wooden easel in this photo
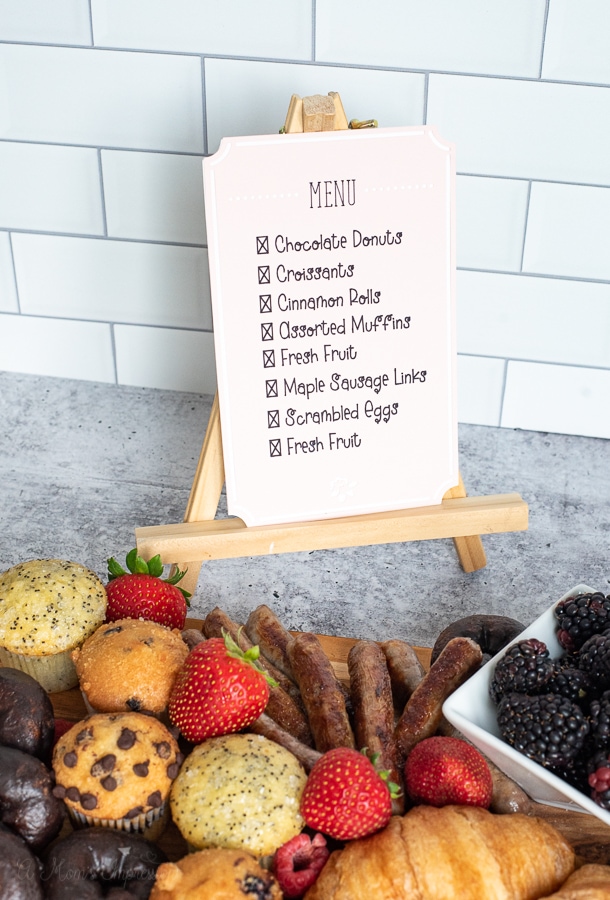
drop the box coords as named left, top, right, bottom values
left=134, top=94, right=528, bottom=595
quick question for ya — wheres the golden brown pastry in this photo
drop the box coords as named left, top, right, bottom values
left=541, top=865, right=610, bottom=899
left=150, top=848, right=282, bottom=899
left=304, top=805, right=575, bottom=900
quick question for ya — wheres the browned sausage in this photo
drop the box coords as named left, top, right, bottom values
left=348, top=640, right=404, bottom=813
left=380, top=639, right=426, bottom=711
left=248, top=713, right=322, bottom=773
left=245, top=604, right=297, bottom=681
left=287, top=632, right=355, bottom=753
left=181, top=628, right=205, bottom=652
left=203, top=607, right=313, bottom=747
left=394, top=636, right=483, bottom=765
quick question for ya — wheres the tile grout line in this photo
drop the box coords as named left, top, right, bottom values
left=498, top=359, right=510, bottom=428
left=6, top=232, right=20, bottom=314
left=519, top=181, right=533, bottom=273
left=86, top=0, right=94, bottom=46
left=539, top=0, right=552, bottom=80
left=3, top=37, right=610, bottom=91
left=96, top=149, right=109, bottom=238
left=200, top=56, right=208, bottom=158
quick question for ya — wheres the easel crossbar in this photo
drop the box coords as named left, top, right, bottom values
left=136, top=492, right=527, bottom=566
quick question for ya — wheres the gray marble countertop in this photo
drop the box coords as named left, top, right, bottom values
left=1, top=371, right=608, bottom=649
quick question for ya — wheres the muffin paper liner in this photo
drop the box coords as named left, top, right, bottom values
left=0, top=646, right=78, bottom=692
left=68, top=801, right=169, bottom=842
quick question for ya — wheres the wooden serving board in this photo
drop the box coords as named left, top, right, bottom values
left=49, top=621, right=610, bottom=866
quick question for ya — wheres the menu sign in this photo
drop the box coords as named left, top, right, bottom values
left=203, top=126, right=458, bottom=526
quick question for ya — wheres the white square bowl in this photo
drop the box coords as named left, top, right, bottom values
left=442, top=584, right=610, bottom=825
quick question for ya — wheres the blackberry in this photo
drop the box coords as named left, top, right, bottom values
left=552, top=753, right=591, bottom=794
left=587, top=750, right=610, bottom=810
left=545, top=664, right=592, bottom=708
left=589, top=690, right=610, bottom=749
left=555, top=591, right=610, bottom=652
left=497, top=692, right=589, bottom=769
left=489, top=639, right=554, bottom=704
left=578, top=632, right=610, bottom=690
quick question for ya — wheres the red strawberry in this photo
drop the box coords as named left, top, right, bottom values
left=404, top=736, right=493, bottom=808
left=300, top=747, right=397, bottom=841
left=272, top=832, right=329, bottom=899
left=105, top=549, right=190, bottom=630
left=168, top=630, right=275, bottom=743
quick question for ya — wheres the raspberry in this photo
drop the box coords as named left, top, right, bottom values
left=272, top=833, right=329, bottom=899
left=497, top=692, right=589, bottom=769
left=555, top=592, right=610, bottom=652
left=489, top=639, right=553, bottom=704
left=588, top=751, right=610, bottom=810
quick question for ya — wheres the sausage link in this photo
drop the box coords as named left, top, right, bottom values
left=380, top=639, right=426, bottom=711
left=248, top=713, right=322, bottom=773
left=394, top=636, right=483, bottom=765
left=245, top=604, right=297, bottom=682
left=287, top=632, right=355, bottom=753
left=348, top=640, right=404, bottom=813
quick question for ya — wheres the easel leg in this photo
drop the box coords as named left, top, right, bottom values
left=444, top=473, right=487, bottom=572
left=175, top=393, right=225, bottom=597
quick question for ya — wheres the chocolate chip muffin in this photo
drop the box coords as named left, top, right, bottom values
left=72, top=619, right=188, bottom=716
left=52, top=712, right=182, bottom=841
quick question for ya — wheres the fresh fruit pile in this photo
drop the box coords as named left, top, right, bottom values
left=492, top=590, right=610, bottom=809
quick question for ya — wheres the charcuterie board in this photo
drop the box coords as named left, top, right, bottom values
left=48, top=620, right=610, bottom=866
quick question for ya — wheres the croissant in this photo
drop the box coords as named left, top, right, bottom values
left=304, top=805, right=575, bottom=900
left=541, top=864, right=610, bottom=898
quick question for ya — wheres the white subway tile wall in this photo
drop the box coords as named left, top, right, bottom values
left=0, top=0, right=609, bottom=440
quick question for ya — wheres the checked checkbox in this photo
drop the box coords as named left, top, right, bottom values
left=263, top=349, right=276, bottom=368
left=265, top=379, right=278, bottom=398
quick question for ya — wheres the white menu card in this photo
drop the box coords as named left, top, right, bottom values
left=203, top=126, right=458, bottom=526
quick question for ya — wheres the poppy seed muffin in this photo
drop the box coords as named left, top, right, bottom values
left=72, top=619, right=189, bottom=716
left=170, top=733, right=307, bottom=856
left=52, top=712, right=183, bottom=841
left=0, top=559, right=107, bottom=691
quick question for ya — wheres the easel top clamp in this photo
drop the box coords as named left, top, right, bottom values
left=135, top=92, right=528, bottom=597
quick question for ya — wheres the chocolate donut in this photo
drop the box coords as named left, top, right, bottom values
left=0, top=668, right=55, bottom=764
left=42, top=826, right=167, bottom=899
left=0, top=745, right=64, bottom=852
left=0, top=823, right=44, bottom=899
left=431, top=614, right=525, bottom=665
